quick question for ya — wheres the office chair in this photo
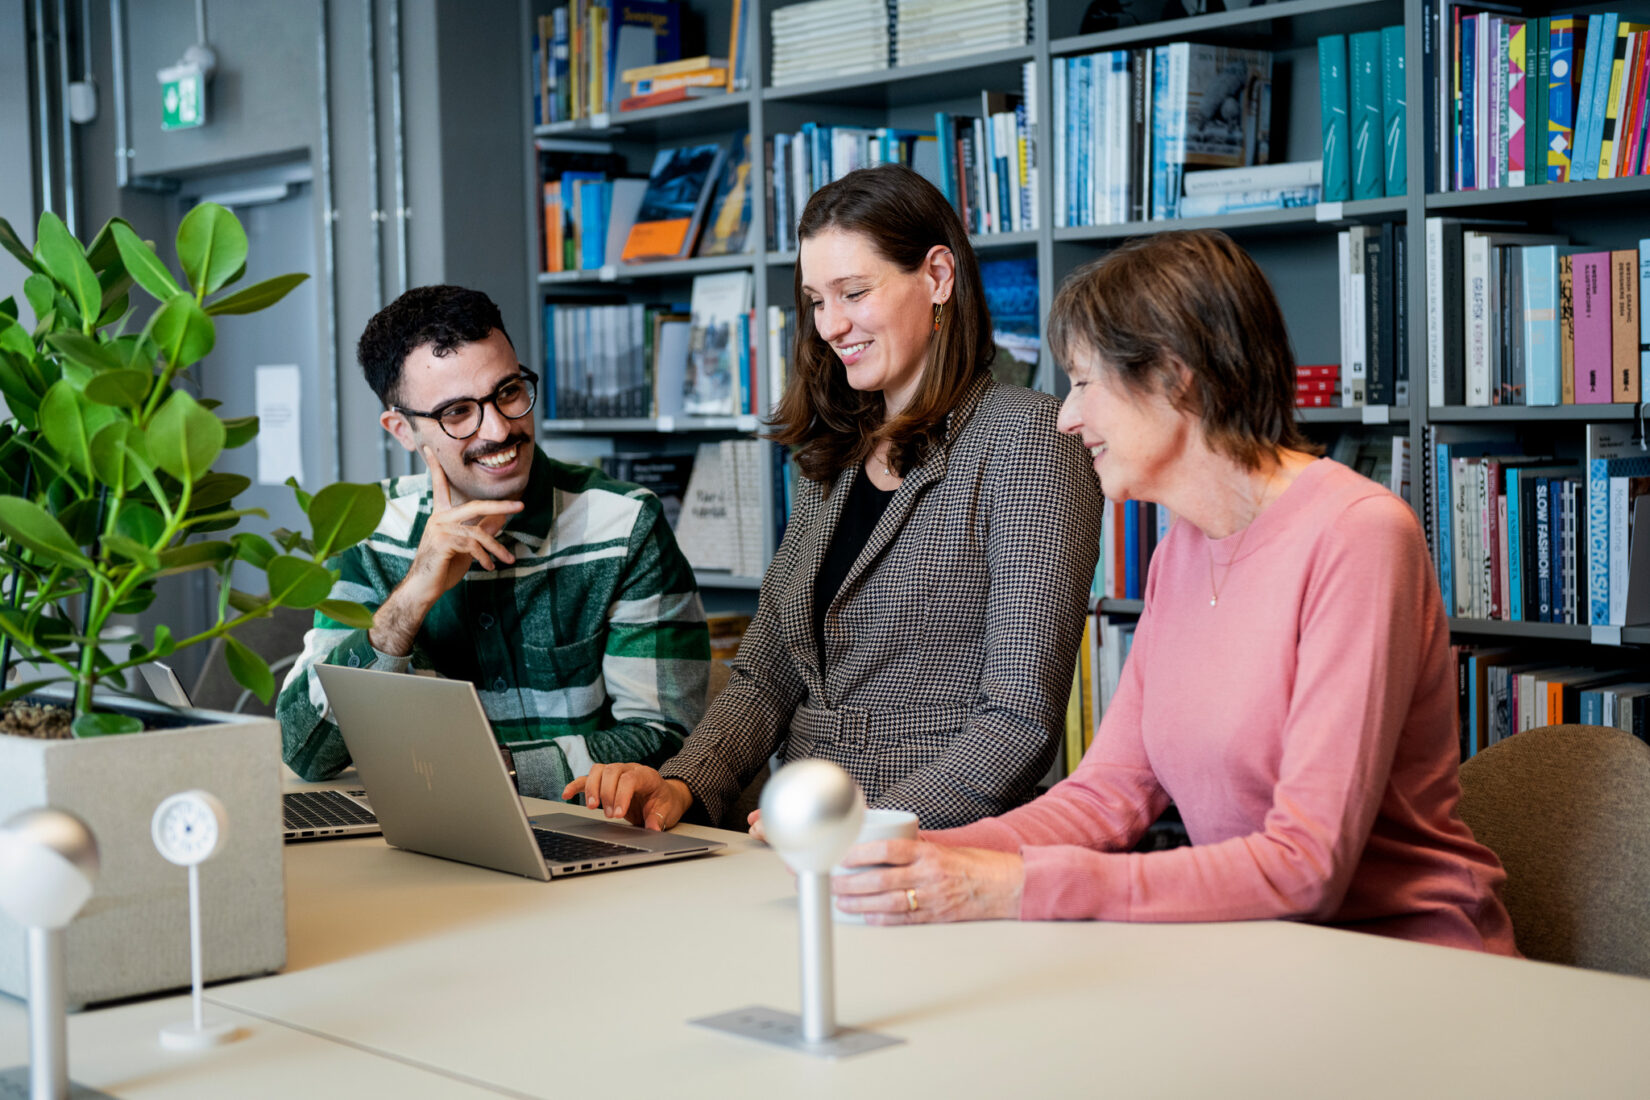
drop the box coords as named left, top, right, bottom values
left=189, top=606, right=316, bottom=717
left=1456, top=723, right=1650, bottom=978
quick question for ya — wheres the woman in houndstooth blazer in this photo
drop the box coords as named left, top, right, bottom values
left=565, top=165, right=1103, bottom=830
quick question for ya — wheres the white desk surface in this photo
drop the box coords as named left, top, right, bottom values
left=8, top=794, right=1650, bottom=1098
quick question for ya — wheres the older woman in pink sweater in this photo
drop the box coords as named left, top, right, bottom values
left=832, top=230, right=1518, bottom=954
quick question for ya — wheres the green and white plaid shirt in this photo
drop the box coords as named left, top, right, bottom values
left=277, top=447, right=710, bottom=799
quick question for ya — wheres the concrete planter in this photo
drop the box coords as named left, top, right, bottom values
left=0, top=694, right=286, bottom=1007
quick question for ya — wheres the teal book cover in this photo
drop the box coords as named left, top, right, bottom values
left=1349, top=30, right=1385, bottom=199
left=1318, top=35, right=1350, bottom=201
left=1380, top=23, right=1407, bottom=196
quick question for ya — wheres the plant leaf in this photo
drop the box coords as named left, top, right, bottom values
left=23, top=274, right=55, bottom=324
left=147, top=389, right=225, bottom=482
left=84, top=368, right=154, bottom=409
left=226, top=588, right=268, bottom=615
left=176, top=203, right=248, bottom=297
left=144, top=293, right=215, bottom=370
left=231, top=531, right=276, bottom=568
left=285, top=476, right=312, bottom=514
left=44, top=331, right=123, bottom=374
left=223, top=635, right=275, bottom=704
left=102, top=533, right=160, bottom=571
left=112, top=585, right=157, bottom=614
left=33, top=212, right=101, bottom=324
left=265, top=554, right=335, bottom=608
left=85, top=218, right=124, bottom=275
left=307, top=482, right=387, bottom=560
left=156, top=539, right=234, bottom=576
left=0, top=216, right=39, bottom=274
left=149, top=624, right=176, bottom=658
left=204, top=272, right=309, bottom=315
left=90, top=421, right=138, bottom=492
left=109, top=220, right=182, bottom=302
left=40, top=381, right=118, bottom=479
left=0, top=497, right=93, bottom=567
left=221, top=415, right=258, bottom=448
left=114, top=500, right=165, bottom=545
left=188, top=471, right=251, bottom=512
left=98, top=292, right=130, bottom=328
left=0, top=353, right=43, bottom=429
left=72, top=711, right=144, bottom=737
left=317, top=599, right=375, bottom=629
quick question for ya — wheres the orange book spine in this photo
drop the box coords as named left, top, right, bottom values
left=1610, top=250, right=1640, bottom=401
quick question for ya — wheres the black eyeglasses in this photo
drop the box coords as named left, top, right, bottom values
left=392, top=367, right=539, bottom=440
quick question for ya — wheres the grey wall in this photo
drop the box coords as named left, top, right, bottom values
left=0, top=0, right=39, bottom=312
left=124, top=0, right=320, bottom=178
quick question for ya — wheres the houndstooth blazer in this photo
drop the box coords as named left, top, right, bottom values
left=659, top=370, right=1103, bottom=828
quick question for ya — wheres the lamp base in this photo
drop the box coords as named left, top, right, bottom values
left=159, top=1020, right=245, bottom=1050
left=691, top=1006, right=903, bottom=1059
left=0, top=1067, right=120, bottom=1099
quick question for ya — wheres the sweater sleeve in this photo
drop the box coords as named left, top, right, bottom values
left=972, top=496, right=1432, bottom=923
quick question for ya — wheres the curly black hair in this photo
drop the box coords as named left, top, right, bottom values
left=356, top=285, right=512, bottom=406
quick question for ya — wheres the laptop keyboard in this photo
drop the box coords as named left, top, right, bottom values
left=284, top=790, right=377, bottom=830
left=531, top=828, right=646, bottom=864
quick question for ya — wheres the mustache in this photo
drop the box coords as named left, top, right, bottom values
left=464, top=434, right=529, bottom=464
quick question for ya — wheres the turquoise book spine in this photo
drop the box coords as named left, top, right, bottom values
left=1350, top=30, right=1386, bottom=199
left=1381, top=23, right=1407, bottom=196
left=1319, top=35, right=1351, bottom=201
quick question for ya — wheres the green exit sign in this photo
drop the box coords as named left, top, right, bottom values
left=159, top=65, right=207, bottom=130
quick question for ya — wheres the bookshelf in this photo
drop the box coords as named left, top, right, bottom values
left=517, top=0, right=1650, bottom=666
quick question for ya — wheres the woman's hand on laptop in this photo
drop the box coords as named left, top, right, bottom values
left=562, top=764, right=693, bottom=831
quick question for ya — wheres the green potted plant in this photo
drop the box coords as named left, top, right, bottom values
left=0, top=203, right=385, bottom=1005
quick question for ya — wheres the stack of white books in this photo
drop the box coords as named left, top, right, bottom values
left=771, top=0, right=892, bottom=87
left=894, top=0, right=1028, bottom=67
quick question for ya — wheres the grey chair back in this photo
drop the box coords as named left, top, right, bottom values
left=189, top=606, right=317, bottom=717
left=1457, top=724, right=1650, bottom=978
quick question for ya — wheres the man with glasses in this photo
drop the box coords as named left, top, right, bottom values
left=277, top=285, right=710, bottom=801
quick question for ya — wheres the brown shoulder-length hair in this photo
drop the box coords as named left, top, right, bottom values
left=1046, top=229, right=1318, bottom=470
left=768, top=164, right=992, bottom=486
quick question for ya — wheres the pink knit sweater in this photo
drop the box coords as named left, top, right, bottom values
left=933, top=460, right=1518, bottom=953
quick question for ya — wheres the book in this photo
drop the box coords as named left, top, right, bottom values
left=1571, top=251, right=1612, bottom=402
left=697, top=133, right=753, bottom=257
left=1381, top=23, right=1407, bottom=196
left=621, top=142, right=727, bottom=262
left=1349, top=30, right=1385, bottom=199
left=1181, top=159, right=1320, bottom=195
left=602, top=178, right=649, bottom=269
left=607, top=1, right=681, bottom=107
left=980, top=257, right=1038, bottom=388
left=683, top=271, right=753, bottom=416
left=1520, top=244, right=1566, bottom=406
left=1610, top=250, right=1640, bottom=402
left=619, top=85, right=726, bottom=111
left=602, top=451, right=695, bottom=529
left=1547, top=16, right=1580, bottom=181
left=1320, top=37, right=1346, bottom=202
left=621, top=54, right=725, bottom=83
left=1585, top=423, right=1639, bottom=624
left=632, top=68, right=726, bottom=94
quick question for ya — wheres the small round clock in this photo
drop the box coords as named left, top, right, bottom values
left=150, top=790, right=228, bottom=867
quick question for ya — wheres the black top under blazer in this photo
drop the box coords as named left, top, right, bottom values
left=660, top=370, right=1104, bottom=828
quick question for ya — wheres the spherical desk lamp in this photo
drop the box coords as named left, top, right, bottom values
left=692, top=761, right=902, bottom=1058
left=0, top=808, right=117, bottom=1100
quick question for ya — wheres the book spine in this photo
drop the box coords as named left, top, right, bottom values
left=1462, top=13, right=1478, bottom=188
left=1528, top=18, right=1548, bottom=185
left=1464, top=232, right=1491, bottom=405
left=1572, top=251, right=1612, bottom=402
left=1050, top=64, right=1065, bottom=227
left=1523, top=245, right=1561, bottom=405
left=1350, top=30, right=1386, bottom=199
left=1507, top=20, right=1527, bottom=187
left=1437, top=442, right=1455, bottom=609
left=1366, top=224, right=1392, bottom=405
left=1579, top=14, right=1616, bottom=180
left=1151, top=45, right=1172, bottom=218
left=1535, top=476, right=1552, bottom=620
left=1612, top=249, right=1640, bottom=402
left=1382, top=23, right=1407, bottom=196
left=1130, top=49, right=1150, bottom=223
left=1560, top=253, right=1576, bottom=402
left=1609, top=476, right=1629, bottom=623
left=1598, top=22, right=1634, bottom=178
left=1395, top=223, right=1409, bottom=406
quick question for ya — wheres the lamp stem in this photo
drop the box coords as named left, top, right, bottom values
left=796, top=871, right=836, bottom=1043
left=27, top=925, right=68, bottom=1100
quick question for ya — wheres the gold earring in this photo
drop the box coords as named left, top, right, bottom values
left=933, top=301, right=943, bottom=332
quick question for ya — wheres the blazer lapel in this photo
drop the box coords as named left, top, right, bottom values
left=780, top=465, right=856, bottom=684
left=828, top=370, right=993, bottom=622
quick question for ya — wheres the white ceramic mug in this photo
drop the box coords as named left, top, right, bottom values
left=830, top=808, right=919, bottom=924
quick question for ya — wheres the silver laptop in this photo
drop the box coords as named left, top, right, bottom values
left=140, top=662, right=381, bottom=842
left=313, top=664, right=724, bottom=880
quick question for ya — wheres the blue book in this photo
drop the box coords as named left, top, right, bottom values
left=1548, top=16, right=1579, bottom=181
left=1521, top=245, right=1564, bottom=405
left=934, top=112, right=954, bottom=206
left=1506, top=467, right=1525, bottom=621
left=542, top=304, right=557, bottom=419
left=1436, top=442, right=1455, bottom=611
left=1123, top=501, right=1141, bottom=599
left=1461, top=16, right=1478, bottom=190
left=1151, top=44, right=1173, bottom=218
left=579, top=180, right=610, bottom=269
left=1319, top=35, right=1351, bottom=201
left=1381, top=23, right=1407, bottom=197
left=1534, top=477, right=1553, bottom=621
left=1586, top=419, right=1639, bottom=624
left=1578, top=13, right=1617, bottom=180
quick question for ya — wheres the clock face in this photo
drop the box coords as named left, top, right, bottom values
left=151, top=791, right=227, bottom=866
